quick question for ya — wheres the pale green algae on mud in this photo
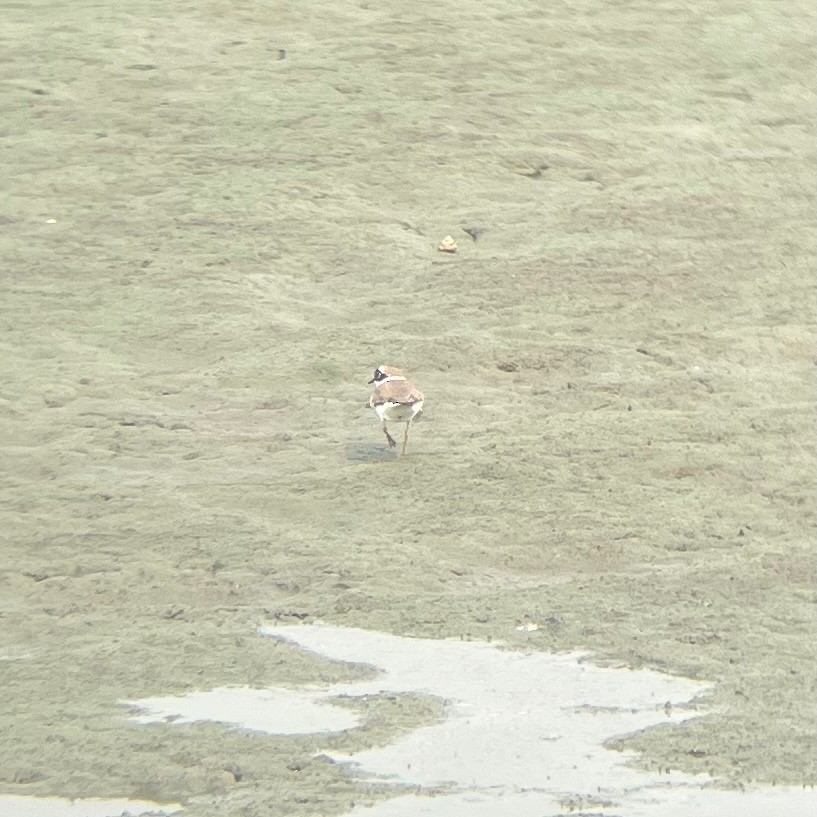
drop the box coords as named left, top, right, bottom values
left=1, top=0, right=815, bottom=814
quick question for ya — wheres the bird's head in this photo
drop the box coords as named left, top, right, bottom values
left=368, top=365, right=406, bottom=384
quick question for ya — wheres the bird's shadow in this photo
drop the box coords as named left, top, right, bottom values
left=345, top=441, right=399, bottom=463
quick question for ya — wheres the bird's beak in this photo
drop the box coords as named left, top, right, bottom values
left=367, top=377, right=375, bottom=384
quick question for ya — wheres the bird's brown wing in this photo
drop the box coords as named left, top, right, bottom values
left=370, top=380, right=424, bottom=406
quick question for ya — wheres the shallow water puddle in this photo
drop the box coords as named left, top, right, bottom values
left=128, top=624, right=816, bottom=816
left=129, top=685, right=359, bottom=734
left=0, top=794, right=180, bottom=817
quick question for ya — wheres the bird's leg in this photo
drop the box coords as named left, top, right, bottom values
left=401, top=419, right=412, bottom=456
left=382, top=422, right=397, bottom=448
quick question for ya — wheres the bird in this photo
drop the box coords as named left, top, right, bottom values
left=367, top=365, right=424, bottom=455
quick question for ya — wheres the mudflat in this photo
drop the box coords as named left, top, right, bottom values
left=1, top=1, right=814, bottom=815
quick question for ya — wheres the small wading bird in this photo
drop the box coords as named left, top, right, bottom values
left=368, top=365, right=424, bottom=455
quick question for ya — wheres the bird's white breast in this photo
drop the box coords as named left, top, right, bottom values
left=375, top=400, right=424, bottom=423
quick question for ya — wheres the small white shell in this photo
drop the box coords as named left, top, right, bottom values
left=515, top=622, right=540, bottom=632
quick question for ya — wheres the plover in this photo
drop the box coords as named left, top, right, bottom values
left=368, top=365, right=424, bottom=455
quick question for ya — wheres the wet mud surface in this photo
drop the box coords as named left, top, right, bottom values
left=1, top=0, right=815, bottom=815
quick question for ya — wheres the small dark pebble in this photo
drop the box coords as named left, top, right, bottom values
left=224, top=763, right=243, bottom=782
left=462, top=226, right=486, bottom=241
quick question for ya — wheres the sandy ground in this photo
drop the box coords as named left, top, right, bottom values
left=1, top=0, right=815, bottom=815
